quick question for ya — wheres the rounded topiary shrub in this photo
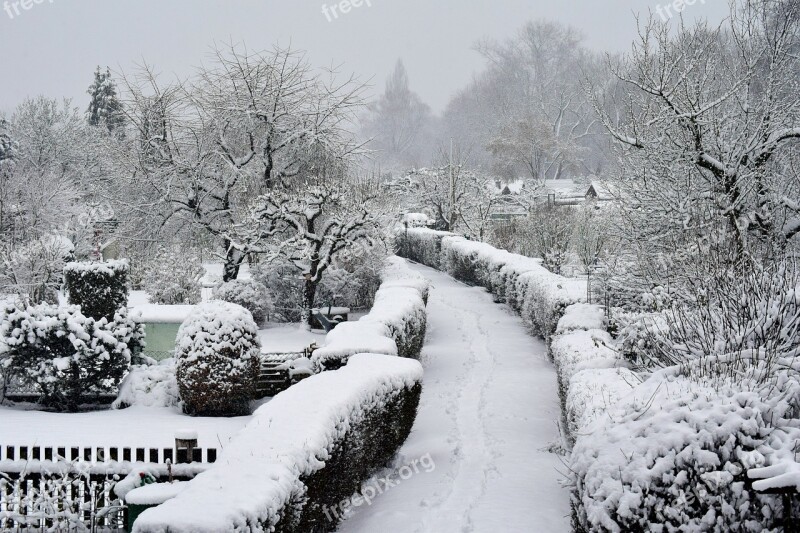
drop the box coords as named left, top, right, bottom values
left=175, top=301, right=261, bottom=416
left=213, top=278, right=273, bottom=325
left=64, top=260, right=130, bottom=321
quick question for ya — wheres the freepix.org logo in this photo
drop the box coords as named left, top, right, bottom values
left=322, top=453, right=436, bottom=521
left=655, top=0, right=707, bottom=21
left=321, top=0, right=373, bottom=22
left=4, top=0, right=55, bottom=20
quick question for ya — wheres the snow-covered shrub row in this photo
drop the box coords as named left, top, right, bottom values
left=551, top=329, right=619, bottom=400
left=417, top=229, right=586, bottom=338
left=565, top=368, right=637, bottom=446
left=63, top=259, right=130, bottom=321
left=312, top=256, right=429, bottom=369
left=556, top=303, right=606, bottom=334
left=570, top=373, right=800, bottom=532
left=133, top=353, right=423, bottom=533
left=175, top=301, right=261, bottom=416
left=0, top=301, right=144, bottom=411
left=213, top=278, right=274, bottom=325
left=394, top=227, right=453, bottom=269
left=113, top=358, right=179, bottom=409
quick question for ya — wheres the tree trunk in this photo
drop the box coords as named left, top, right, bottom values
left=301, top=278, right=319, bottom=327
left=223, top=241, right=245, bottom=282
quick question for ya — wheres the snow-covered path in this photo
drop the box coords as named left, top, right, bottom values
left=338, top=263, right=571, bottom=533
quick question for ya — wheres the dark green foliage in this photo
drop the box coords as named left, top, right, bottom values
left=175, top=302, right=261, bottom=417
left=274, top=382, right=422, bottom=532
left=63, top=260, right=130, bottom=321
left=86, top=66, right=125, bottom=131
left=0, top=302, right=142, bottom=411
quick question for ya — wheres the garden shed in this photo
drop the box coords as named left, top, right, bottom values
left=131, top=304, right=196, bottom=361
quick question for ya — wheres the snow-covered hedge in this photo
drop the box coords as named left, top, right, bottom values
left=0, top=301, right=144, bottom=411
left=213, top=278, right=274, bottom=325
left=312, top=256, right=429, bottom=369
left=570, top=374, right=798, bottom=532
left=175, top=301, right=261, bottom=416
left=556, top=303, right=606, bottom=334
left=113, top=358, right=179, bottom=409
left=551, top=329, right=620, bottom=402
left=565, top=367, right=637, bottom=446
left=397, top=228, right=586, bottom=339
left=395, top=227, right=452, bottom=269
left=63, top=259, right=130, bottom=321
left=133, top=353, right=423, bottom=533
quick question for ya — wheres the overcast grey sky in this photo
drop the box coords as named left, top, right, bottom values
left=0, top=0, right=730, bottom=115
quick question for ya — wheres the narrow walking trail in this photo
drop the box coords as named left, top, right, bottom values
left=338, top=262, right=571, bottom=533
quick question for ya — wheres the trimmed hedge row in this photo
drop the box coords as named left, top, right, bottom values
left=312, top=256, right=429, bottom=369
left=134, top=354, right=423, bottom=533
left=396, top=228, right=586, bottom=340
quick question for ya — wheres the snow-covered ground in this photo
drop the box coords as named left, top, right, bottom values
left=0, top=405, right=253, bottom=449
left=258, top=323, right=324, bottom=353
left=338, top=263, right=570, bottom=532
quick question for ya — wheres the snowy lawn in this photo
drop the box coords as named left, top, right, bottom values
left=258, top=323, right=325, bottom=353
left=0, top=404, right=254, bottom=449
left=338, top=262, right=571, bottom=532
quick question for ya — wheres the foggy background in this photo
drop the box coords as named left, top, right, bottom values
left=0, top=0, right=730, bottom=114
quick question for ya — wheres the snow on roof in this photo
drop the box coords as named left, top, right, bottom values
left=542, top=179, right=587, bottom=200
left=132, top=304, right=196, bottom=324
left=586, top=180, right=616, bottom=201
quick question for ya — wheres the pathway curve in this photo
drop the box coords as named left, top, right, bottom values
left=338, top=262, right=571, bottom=533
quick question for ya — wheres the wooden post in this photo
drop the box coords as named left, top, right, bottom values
left=175, top=430, right=199, bottom=464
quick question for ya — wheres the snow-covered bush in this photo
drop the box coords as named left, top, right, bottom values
left=570, top=373, right=799, bottom=532
left=0, top=235, right=74, bottom=305
left=518, top=269, right=585, bottom=338
left=0, top=301, right=143, bottom=411
left=312, top=257, right=429, bottom=369
left=315, top=244, right=386, bottom=312
left=213, top=278, right=273, bottom=325
left=63, top=259, right=130, bottom=321
left=253, top=245, right=387, bottom=323
left=521, top=206, right=577, bottom=275
left=113, top=358, right=179, bottom=409
left=142, top=246, right=204, bottom=305
left=550, top=329, right=621, bottom=410
left=134, top=353, right=423, bottom=533
left=648, top=262, right=800, bottom=379
left=612, top=310, right=667, bottom=366
left=175, top=301, right=261, bottom=416
left=252, top=259, right=304, bottom=322
left=556, top=303, right=607, bottom=334
left=565, top=367, right=637, bottom=445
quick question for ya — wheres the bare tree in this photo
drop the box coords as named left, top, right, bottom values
left=591, top=0, right=800, bottom=267
left=114, top=44, right=368, bottom=281
left=443, top=20, right=607, bottom=182
left=230, top=185, right=382, bottom=325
